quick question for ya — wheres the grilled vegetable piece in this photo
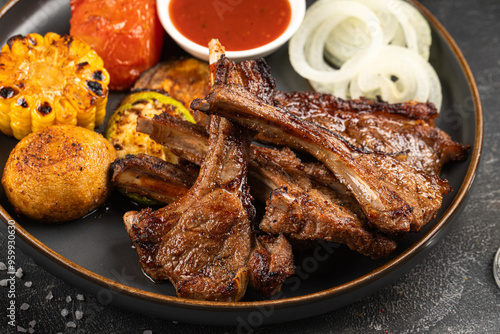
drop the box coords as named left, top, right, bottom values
left=133, top=58, right=211, bottom=127
left=2, top=124, right=117, bottom=223
left=70, top=0, right=164, bottom=90
left=0, top=32, right=110, bottom=139
left=105, top=89, right=195, bottom=163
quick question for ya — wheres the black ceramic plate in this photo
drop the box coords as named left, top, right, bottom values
left=0, top=0, right=482, bottom=326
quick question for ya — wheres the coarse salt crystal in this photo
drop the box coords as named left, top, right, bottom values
left=17, top=326, right=27, bottom=333
left=20, top=303, right=30, bottom=311
left=46, top=291, right=53, bottom=300
left=75, top=310, right=83, bottom=320
left=15, top=267, right=23, bottom=278
left=66, top=296, right=72, bottom=303
left=66, top=321, right=76, bottom=328
left=28, top=320, right=36, bottom=327
left=0, top=279, right=8, bottom=286
left=143, top=331, right=153, bottom=334
left=0, top=262, right=6, bottom=270
left=60, top=308, right=69, bottom=317
left=28, top=329, right=34, bottom=334
left=24, top=281, right=33, bottom=288
left=76, top=294, right=85, bottom=301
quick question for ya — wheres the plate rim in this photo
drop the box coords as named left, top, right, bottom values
left=0, top=0, right=484, bottom=315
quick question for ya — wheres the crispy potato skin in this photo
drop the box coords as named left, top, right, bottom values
left=1, top=125, right=118, bottom=223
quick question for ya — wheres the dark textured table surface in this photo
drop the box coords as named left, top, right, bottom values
left=1, top=0, right=499, bottom=333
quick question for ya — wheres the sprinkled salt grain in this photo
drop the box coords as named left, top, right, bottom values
left=60, top=308, right=69, bottom=317
left=24, top=281, right=33, bottom=288
left=28, top=328, right=34, bottom=334
left=46, top=291, right=53, bottom=300
left=20, top=303, right=30, bottom=310
left=143, top=331, right=153, bottom=334
left=28, top=320, right=36, bottom=327
left=75, top=310, right=83, bottom=320
left=15, top=267, right=24, bottom=278
left=17, top=326, right=27, bottom=332
left=66, top=295, right=72, bottom=303
left=66, top=321, right=76, bottom=328
left=76, top=294, right=85, bottom=301
left=0, top=261, right=6, bottom=270
left=0, top=279, right=8, bottom=286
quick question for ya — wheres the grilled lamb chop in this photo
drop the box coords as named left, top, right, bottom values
left=123, top=40, right=289, bottom=301
left=251, top=145, right=396, bottom=259
left=192, top=83, right=451, bottom=235
left=137, top=113, right=397, bottom=258
left=124, top=115, right=254, bottom=301
left=273, top=91, right=468, bottom=175
left=111, top=153, right=196, bottom=204
left=206, top=56, right=467, bottom=176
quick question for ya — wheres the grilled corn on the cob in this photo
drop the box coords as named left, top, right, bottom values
left=0, top=32, right=110, bottom=139
left=105, top=89, right=195, bottom=163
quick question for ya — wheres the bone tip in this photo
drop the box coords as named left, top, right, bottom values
left=123, top=211, right=138, bottom=233
left=190, top=98, right=210, bottom=111
left=208, top=38, right=225, bottom=65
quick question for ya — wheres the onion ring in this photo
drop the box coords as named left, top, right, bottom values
left=289, top=0, right=440, bottom=110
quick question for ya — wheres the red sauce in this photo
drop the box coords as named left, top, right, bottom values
left=169, top=0, right=291, bottom=51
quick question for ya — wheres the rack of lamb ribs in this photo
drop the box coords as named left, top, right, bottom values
left=135, top=111, right=397, bottom=260
left=119, top=39, right=468, bottom=301
left=123, top=41, right=295, bottom=301
left=191, top=66, right=460, bottom=236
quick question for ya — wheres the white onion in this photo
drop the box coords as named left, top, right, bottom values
left=289, top=0, right=384, bottom=83
left=289, top=0, right=441, bottom=110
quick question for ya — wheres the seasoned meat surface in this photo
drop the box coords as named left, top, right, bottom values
left=124, top=115, right=254, bottom=301
left=110, top=153, right=197, bottom=204
left=249, top=234, right=295, bottom=298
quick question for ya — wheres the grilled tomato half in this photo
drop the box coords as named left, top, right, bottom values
left=70, top=0, right=164, bottom=90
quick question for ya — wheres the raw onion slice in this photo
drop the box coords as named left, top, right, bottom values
left=289, top=0, right=384, bottom=83
left=313, top=46, right=441, bottom=110
left=289, top=0, right=440, bottom=110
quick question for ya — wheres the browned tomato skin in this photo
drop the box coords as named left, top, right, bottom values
left=70, top=0, right=164, bottom=91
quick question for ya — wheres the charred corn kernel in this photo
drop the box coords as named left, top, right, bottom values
left=0, top=32, right=110, bottom=139
left=31, top=100, right=56, bottom=133
left=10, top=96, right=33, bottom=139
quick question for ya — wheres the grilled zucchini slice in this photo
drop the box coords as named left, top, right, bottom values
left=105, top=89, right=195, bottom=163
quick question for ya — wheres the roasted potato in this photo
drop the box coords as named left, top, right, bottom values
left=1, top=125, right=117, bottom=223
left=105, top=89, right=194, bottom=162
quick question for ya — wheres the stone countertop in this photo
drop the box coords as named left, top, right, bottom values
left=0, top=0, right=499, bottom=333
